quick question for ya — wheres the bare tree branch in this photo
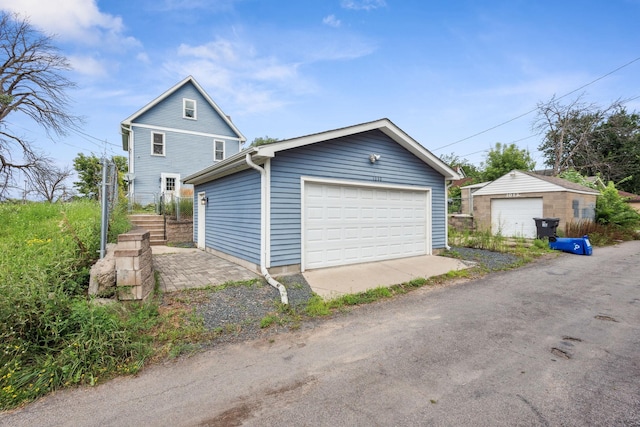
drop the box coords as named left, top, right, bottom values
left=27, top=156, right=73, bottom=202
left=0, top=12, right=82, bottom=200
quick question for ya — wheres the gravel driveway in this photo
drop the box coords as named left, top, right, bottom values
left=184, top=248, right=521, bottom=344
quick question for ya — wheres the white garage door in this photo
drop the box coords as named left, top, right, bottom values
left=303, top=181, right=430, bottom=270
left=491, top=198, right=543, bottom=238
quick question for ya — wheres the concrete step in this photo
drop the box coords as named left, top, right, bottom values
left=129, top=215, right=165, bottom=245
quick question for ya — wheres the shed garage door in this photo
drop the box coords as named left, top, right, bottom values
left=303, top=181, right=430, bottom=270
left=491, top=198, right=543, bottom=238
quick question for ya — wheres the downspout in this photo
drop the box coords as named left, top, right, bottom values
left=245, top=153, right=289, bottom=305
left=121, top=124, right=134, bottom=200
left=445, top=180, right=453, bottom=250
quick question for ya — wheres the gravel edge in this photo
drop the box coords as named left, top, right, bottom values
left=171, top=248, right=524, bottom=346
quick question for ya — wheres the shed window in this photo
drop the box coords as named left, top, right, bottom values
left=183, top=98, right=196, bottom=119
left=152, top=132, right=165, bottom=156
left=572, top=200, right=580, bottom=218
left=214, top=140, right=225, bottom=161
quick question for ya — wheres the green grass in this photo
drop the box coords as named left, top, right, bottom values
left=0, top=201, right=164, bottom=410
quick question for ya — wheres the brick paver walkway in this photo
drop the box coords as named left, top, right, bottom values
left=152, top=248, right=259, bottom=292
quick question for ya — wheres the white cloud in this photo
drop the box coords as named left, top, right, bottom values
left=0, top=0, right=140, bottom=48
left=165, top=37, right=315, bottom=114
left=136, top=52, right=151, bottom=63
left=68, top=55, right=108, bottom=77
left=341, top=0, right=386, bottom=11
left=323, top=15, right=341, bottom=28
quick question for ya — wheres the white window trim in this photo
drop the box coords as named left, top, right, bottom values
left=161, top=172, right=181, bottom=195
left=214, top=139, right=225, bottom=161
left=151, top=132, right=165, bottom=156
left=183, top=98, right=197, bottom=120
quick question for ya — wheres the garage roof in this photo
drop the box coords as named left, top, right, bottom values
left=473, top=170, right=601, bottom=196
left=184, top=118, right=460, bottom=185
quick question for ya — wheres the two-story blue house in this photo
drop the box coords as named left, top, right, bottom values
left=121, top=76, right=245, bottom=206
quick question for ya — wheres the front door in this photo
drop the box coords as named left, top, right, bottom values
left=197, top=191, right=206, bottom=249
left=160, top=173, right=181, bottom=203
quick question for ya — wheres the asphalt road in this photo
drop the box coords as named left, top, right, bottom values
left=2, top=241, right=639, bottom=426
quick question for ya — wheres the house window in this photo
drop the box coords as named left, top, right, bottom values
left=214, top=140, right=225, bottom=161
left=165, top=177, right=176, bottom=192
left=183, top=98, right=196, bottom=119
left=152, top=132, right=165, bottom=156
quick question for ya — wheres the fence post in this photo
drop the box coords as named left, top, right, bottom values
left=99, top=157, right=109, bottom=259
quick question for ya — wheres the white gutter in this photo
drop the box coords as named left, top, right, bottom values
left=245, top=153, right=289, bottom=305
left=445, top=180, right=453, bottom=250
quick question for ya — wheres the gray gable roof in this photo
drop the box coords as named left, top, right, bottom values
left=521, top=171, right=600, bottom=194
left=473, top=170, right=600, bottom=197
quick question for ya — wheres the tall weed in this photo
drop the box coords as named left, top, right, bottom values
left=0, top=201, right=150, bottom=410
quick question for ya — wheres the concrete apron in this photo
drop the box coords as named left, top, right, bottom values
left=302, top=255, right=473, bottom=300
left=151, top=246, right=473, bottom=300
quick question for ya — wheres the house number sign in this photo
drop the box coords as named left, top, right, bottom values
left=505, top=193, right=521, bottom=198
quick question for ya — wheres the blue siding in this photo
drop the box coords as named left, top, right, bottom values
left=195, top=169, right=261, bottom=265
left=135, top=81, right=238, bottom=137
left=269, top=129, right=447, bottom=267
left=132, top=125, right=240, bottom=204
left=129, top=81, right=242, bottom=204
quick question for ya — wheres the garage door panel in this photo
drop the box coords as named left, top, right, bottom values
left=307, top=207, right=324, bottom=220
left=375, top=226, right=389, bottom=238
left=304, top=182, right=430, bottom=270
left=491, top=198, right=542, bottom=238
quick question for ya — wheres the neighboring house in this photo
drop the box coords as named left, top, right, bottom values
left=184, top=119, right=460, bottom=274
left=458, top=181, right=489, bottom=215
left=471, top=170, right=600, bottom=238
left=619, top=191, right=640, bottom=213
left=120, top=76, right=246, bottom=205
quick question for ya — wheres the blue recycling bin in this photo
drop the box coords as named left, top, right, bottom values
left=548, top=235, right=592, bottom=255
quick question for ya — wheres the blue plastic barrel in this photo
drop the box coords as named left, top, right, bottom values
left=548, top=235, right=592, bottom=255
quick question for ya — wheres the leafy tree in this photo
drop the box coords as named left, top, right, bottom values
left=596, top=181, right=640, bottom=227
left=249, top=136, right=279, bottom=147
left=557, top=169, right=598, bottom=190
left=73, top=154, right=127, bottom=199
left=0, top=12, right=81, bottom=199
left=440, top=153, right=485, bottom=213
left=481, top=143, right=535, bottom=181
left=439, top=152, right=483, bottom=180
left=587, top=109, right=640, bottom=194
left=536, top=95, right=640, bottom=194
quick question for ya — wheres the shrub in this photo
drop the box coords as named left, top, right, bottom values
left=596, top=182, right=640, bottom=228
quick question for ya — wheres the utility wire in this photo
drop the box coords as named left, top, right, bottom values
left=71, top=128, right=120, bottom=148
left=433, top=55, right=640, bottom=152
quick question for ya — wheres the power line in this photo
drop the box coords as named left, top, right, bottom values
left=71, top=128, right=120, bottom=147
left=433, top=55, right=640, bottom=152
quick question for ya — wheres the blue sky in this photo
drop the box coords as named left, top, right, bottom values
left=1, top=0, right=639, bottom=175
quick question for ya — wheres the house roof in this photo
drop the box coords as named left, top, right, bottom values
left=619, top=190, right=640, bottom=202
left=522, top=171, right=600, bottom=194
left=452, top=176, right=473, bottom=187
left=459, top=181, right=490, bottom=190
left=184, top=118, right=460, bottom=185
left=120, top=76, right=245, bottom=150
left=473, top=170, right=600, bottom=197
